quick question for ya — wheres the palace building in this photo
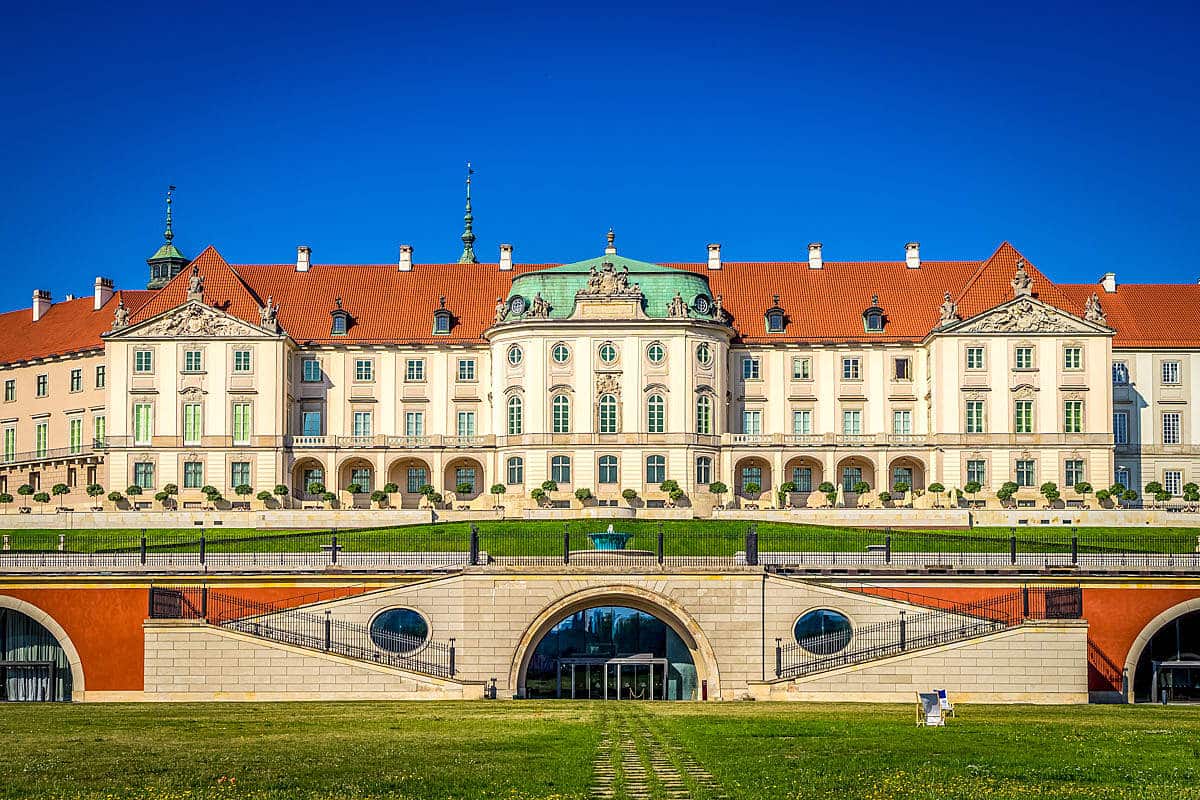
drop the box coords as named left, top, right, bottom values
left=1, top=184, right=1198, bottom=514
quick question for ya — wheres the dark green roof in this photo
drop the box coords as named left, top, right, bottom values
left=149, top=243, right=188, bottom=262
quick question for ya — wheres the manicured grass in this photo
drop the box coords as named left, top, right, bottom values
left=1, top=519, right=1198, bottom=555
left=0, top=702, right=1197, bottom=799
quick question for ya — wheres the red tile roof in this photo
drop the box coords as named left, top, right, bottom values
left=0, top=290, right=154, bottom=365
left=1058, top=281, right=1200, bottom=349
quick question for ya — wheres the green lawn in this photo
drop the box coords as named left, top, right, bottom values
left=0, top=702, right=1197, bottom=799
left=1, top=519, right=1197, bottom=556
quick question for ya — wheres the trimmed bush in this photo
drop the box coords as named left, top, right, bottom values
left=574, top=487, right=593, bottom=502
left=382, top=483, right=400, bottom=494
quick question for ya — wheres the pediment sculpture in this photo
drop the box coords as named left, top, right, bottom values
left=578, top=261, right=642, bottom=298
left=666, top=292, right=688, bottom=318
left=1083, top=292, right=1107, bottom=325
left=958, top=298, right=1092, bottom=334
left=259, top=296, right=280, bottom=333
left=938, top=292, right=959, bottom=326
left=139, top=303, right=261, bottom=338
left=526, top=292, right=551, bottom=318
left=1011, top=259, right=1033, bottom=297
left=111, top=299, right=130, bottom=330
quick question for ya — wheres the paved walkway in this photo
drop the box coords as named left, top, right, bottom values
left=592, top=705, right=727, bottom=800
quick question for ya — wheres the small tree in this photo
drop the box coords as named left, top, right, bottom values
left=307, top=481, right=326, bottom=497
left=963, top=481, right=981, bottom=506
left=708, top=481, right=727, bottom=509
left=1155, top=489, right=1172, bottom=505
left=17, top=484, right=33, bottom=510
left=892, top=480, right=911, bottom=495
left=1095, top=488, right=1112, bottom=506
left=777, top=481, right=796, bottom=508
left=321, top=491, right=337, bottom=505
left=1040, top=481, right=1060, bottom=508
left=107, top=491, right=123, bottom=504
left=825, top=489, right=839, bottom=507
left=851, top=480, right=870, bottom=495
left=125, top=484, right=143, bottom=498
left=0, top=493, right=12, bottom=513
left=818, top=481, right=835, bottom=495
left=382, top=483, right=400, bottom=495
left=428, top=491, right=443, bottom=507
left=1121, top=488, right=1138, bottom=507
left=621, top=488, right=638, bottom=503
left=669, top=487, right=684, bottom=505
left=257, top=490, right=273, bottom=503
left=419, top=484, right=438, bottom=508
left=274, top=484, right=291, bottom=499
left=455, top=482, right=474, bottom=496
left=346, top=483, right=364, bottom=495
left=154, top=490, right=170, bottom=503
left=1183, top=483, right=1200, bottom=504
left=235, top=484, right=253, bottom=499
left=997, top=481, right=1019, bottom=506
left=530, top=487, right=547, bottom=506
left=370, top=489, right=388, bottom=506
left=162, top=483, right=179, bottom=497
left=743, top=482, right=761, bottom=497
left=1109, top=482, right=1127, bottom=499
left=1074, top=482, right=1093, bottom=506
left=574, top=487, right=593, bottom=504
left=86, top=484, right=105, bottom=508
left=541, top=480, right=559, bottom=493
left=33, top=491, right=50, bottom=510
left=489, top=483, right=506, bottom=508
left=1145, top=481, right=1165, bottom=507
left=51, top=483, right=70, bottom=509
left=927, top=482, right=946, bottom=508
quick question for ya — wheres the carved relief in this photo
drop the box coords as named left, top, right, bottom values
left=1084, top=292, right=1107, bottom=325
left=595, top=373, right=622, bottom=399
left=956, top=298, right=1095, bottom=334
left=578, top=261, right=642, bottom=298
left=139, top=303, right=264, bottom=339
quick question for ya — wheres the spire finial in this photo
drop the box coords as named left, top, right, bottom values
left=164, top=184, right=176, bottom=244
left=605, top=227, right=616, bottom=255
left=458, top=162, right=477, bottom=264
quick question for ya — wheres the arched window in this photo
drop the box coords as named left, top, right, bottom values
left=507, top=395, right=523, bottom=435
left=695, top=456, right=713, bottom=486
left=696, top=395, right=712, bottom=434
left=647, top=393, right=665, bottom=433
left=551, top=455, right=571, bottom=484
left=506, top=456, right=524, bottom=485
left=552, top=394, right=570, bottom=433
left=646, top=455, right=666, bottom=484
left=598, top=455, right=618, bottom=484
left=598, top=394, right=618, bottom=434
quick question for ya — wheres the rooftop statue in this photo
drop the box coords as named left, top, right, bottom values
left=1011, top=259, right=1033, bottom=297
left=1084, top=292, right=1107, bottom=325
left=938, top=291, right=959, bottom=326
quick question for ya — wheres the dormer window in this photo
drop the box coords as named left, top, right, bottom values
left=330, top=297, right=351, bottom=336
left=432, top=295, right=453, bottom=335
left=863, top=295, right=885, bottom=333
left=764, top=295, right=786, bottom=333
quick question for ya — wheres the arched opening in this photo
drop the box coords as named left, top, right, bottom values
left=1131, top=607, right=1200, bottom=703
left=734, top=456, right=771, bottom=503
left=836, top=456, right=876, bottom=497
left=887, top=456, right=926, bottom=492
left=337, top=457, right=375, bottom=506
left=443, top=457, right=485, bottom=505
left=0, top=603, right=78, bottom=701
left=387, top=457, right=433, bottom=509
left=290, top=457, right=327, bottom=502
left=783, top=456, right=823, bottom=503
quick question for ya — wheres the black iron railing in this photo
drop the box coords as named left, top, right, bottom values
left=148, top=586, right=455, bottom=679
left=775, top=585, right=1083, bottom=679
left=1088, top=638, right=1125, bottom=692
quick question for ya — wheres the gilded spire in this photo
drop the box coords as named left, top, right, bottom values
left=164, top=184, right=176, bottom=244
left=458, top=162, right=477, bottom=264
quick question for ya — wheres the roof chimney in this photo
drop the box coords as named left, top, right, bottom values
left=905, top=242, right=921, bottom=269
left=499, top=243, right=513, bottom=271
left=707, top=243, right=721, bottom=270
left=296, top=245, right=311, bottom=272
left=808, top=242, right=823, bottom=270
left=398, top=244, right=413, bottom=272
left=32, top=289, right=51, bottom=322
left=1100, top=272, right=1116, bottom=293
left=94, top=277, right=114, bottom=311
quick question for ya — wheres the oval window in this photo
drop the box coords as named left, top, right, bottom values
left=646, top=342, right=665, bottom=365
left=552, top=342, right=571, bottom=364
left=599, top=342, right=618, bottom=364
left=793, top=609, right=852, bottom=655
left=696, top=342, right=713, bottom=367
left=508, top=345, right=523, bottom=366
left=370, top=608, right=429, bottom=653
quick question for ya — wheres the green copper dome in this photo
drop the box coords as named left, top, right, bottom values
left=505, top=252, right=717, bottom=321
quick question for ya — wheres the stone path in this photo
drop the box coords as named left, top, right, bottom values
left=591, top=705, right=728, bottom=800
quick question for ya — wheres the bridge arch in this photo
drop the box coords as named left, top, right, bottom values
left=0, top=595, right=86, bottom=701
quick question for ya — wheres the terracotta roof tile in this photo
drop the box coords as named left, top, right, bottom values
left=1058, top=282, right=1200, bottom=349
left=0, top=290, right=154, bottom=365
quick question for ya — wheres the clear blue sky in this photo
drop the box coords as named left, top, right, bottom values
left=1, top=1, right=1197, bottom=311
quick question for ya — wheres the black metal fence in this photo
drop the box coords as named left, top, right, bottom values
left=148, top=585, right=456, bottom=679
left=775, top=585, right=1084, bottom=679
left=1, top=524, right=1197, bottom=571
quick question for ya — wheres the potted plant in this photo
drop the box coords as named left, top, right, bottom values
left=1121, top=488, right=1139, bottom=508
left=742, top=482, right=761, bottom=507
left=818, top=481, right=836, bottom=508
left=530, top=487, right=547, bottom=507
left=621, top=488, right=638, bottom=506
left=1144, top=481, right=1164, bottom=508
left=17, top=483, right=33, bottom=512
left=0, top=492, right=12, bottom=514
left=274, top=483, right=291, bottom=509
left=878, top=490, right=892, bottom=507
left=1040, top=481, right=1060, bottom=508
left=321, top=490, right=338, bottom=508
left=997, top=481, right=1019, bottom=508
left=125, top=484, right=144, bottom=509
left=307, top=481, right=326, bottom=503
left=85, top=483, right=105, bottom=511
left=256, top=490, right=275, bottom=510
left=370, top=489, right=389, bottom=509
left=574, top=487, right=593, bottom=507
left=489, top=483, right=506, bottom=510
left=419, top=484, right=439, bottom=509
left=927, top=482, right=946, bottom=508
left=233, top=484, right=253, bottom=510
left=1183, top=483, right=1200, bottom=510
left=708, top=481, right=727, bottom=510
left=107, top=490, right=125, bottom=510
left=33, top=491, right=50, bottom=512
left=777, top=481, right=796, bottom=509
left=669, top=487, right=684, bottom=506
left=455, top=482, right=474, bottom=497
left=963, top=481, right=982, bottom=508
left=851, top=480, right=870, bottom=507
left=1095, top=488, right=1112, bottom=508
left=659, top=479, right=683, bottom=507
left=51, top=483, right=70, bottom=510
left=1073, top=481, right=1093, bottom=508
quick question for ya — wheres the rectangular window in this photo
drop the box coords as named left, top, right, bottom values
left=302, top=358, right=322, bottom=382
left=1162, top=361, right=1181, bottom=385
left=741, top=410, right=762, bottom=435
left=133, top=403, right=153, bottom=445
left=741, top=357, right=760, bottom=380
left=231, top=461, right=251, bottom=489
left=35, top=375, right=47, bottom=397
left=507, top=457, right=525, bottom=485
left=183, top=462, right=204, bottom=489
left=184, top=350, right=203, bottom=373
left=965, top=400, right=985, bottom=434
left=3, top=380, right=13, bottom=402
left=355, top=359, right=374, bottom=382
left=792, top=410, right=812, bottom=435
left=405, top=359, right=425, bottom=382
left=133, top=462, right=154, bottom=490
left=453, top=467, right=476, bottom=493
left=352, top=410, right=372, bottom=437
left=894, top=358, right=911, bottom=381
left=1163, top=412, right=1182, bottom=445
left=457, top=359, right=476, bottom=381
left=1164, top=470, right=1183, bottom=496
left=457, top=411, right=476, bottom=437
left=966, top=346, right=985, bottom=370
left=551, top=456, right=571, bottom=484
left=68, top=418, right=82, bottom=453
left=1063, top=400, right=1083, bottom=434
left=841, top=466, right=863, bottom=493
left=791, top=466, right=812, bottom=492
left=93, top=415, right=105, bottom=447
left=183, top=403, right=202, bottom=445
left=302, top=410, right=322, bottom=437
left=3, top=428, right=15, bottom=462
left=1015, top=347, right=1034, bottom=370
left=134, top=350, right=153, bottom=373
left=967, top=459, right=986, bottom=486
left=70, top=368, right=82, bottom=392
left=841, top=357, right=861, bottom=380
left=406, top=467, right=428, bottom=494
left=1063, top=346, right=1082, bottom=370
left=1116, top=466, right=1131, bottom=489
left=1112, top=362, right=1129, bottom=385
left=405, top=412, right=424, bottom=437
left=232, top=403, right=252, bottom=445
left=598, top=456, right=618, bottom=484
left=1065, top=459, right=1085, bottom=487
left=95, top=365, right=105, bottom=388
left=892, top=410, right=912, bottom=435
left=842, top=410, right=862, bottom=435
left=1016, top=459, right=1036, bottom=487
left=695, top=457, right=712, bottom=487
left=792, top=357, right=811, bottom=380
left=233, top=350, right=252, bottom=372
left=35, top=422, right=48, bottom=457
left=1014, top=400, right=1033, bottom=434
left=1113, top=411, right=1129, bottom=445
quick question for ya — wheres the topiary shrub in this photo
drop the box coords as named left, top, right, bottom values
left=307, top=481, right=326, bottom=496
left=382, top=483, right=400, bottom=495
left=541, top=480, right=558, bottom=493
left=257, top=490, right=273, bottom=502
left=346, top=483, right=363, bottom=495
left=621, top=488, right=638, bottom=502
left=370, top=490, right=388, bottom=505
left=743, top=482, right=761, bottom=496
left=126, top=485, right=143, bottom=497
left=455, top=482, right=474, bottom=495
left=574, top=487, right=593, bottom=502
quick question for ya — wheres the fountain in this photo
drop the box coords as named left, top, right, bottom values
left=587, top=523, right=633, bottom=551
